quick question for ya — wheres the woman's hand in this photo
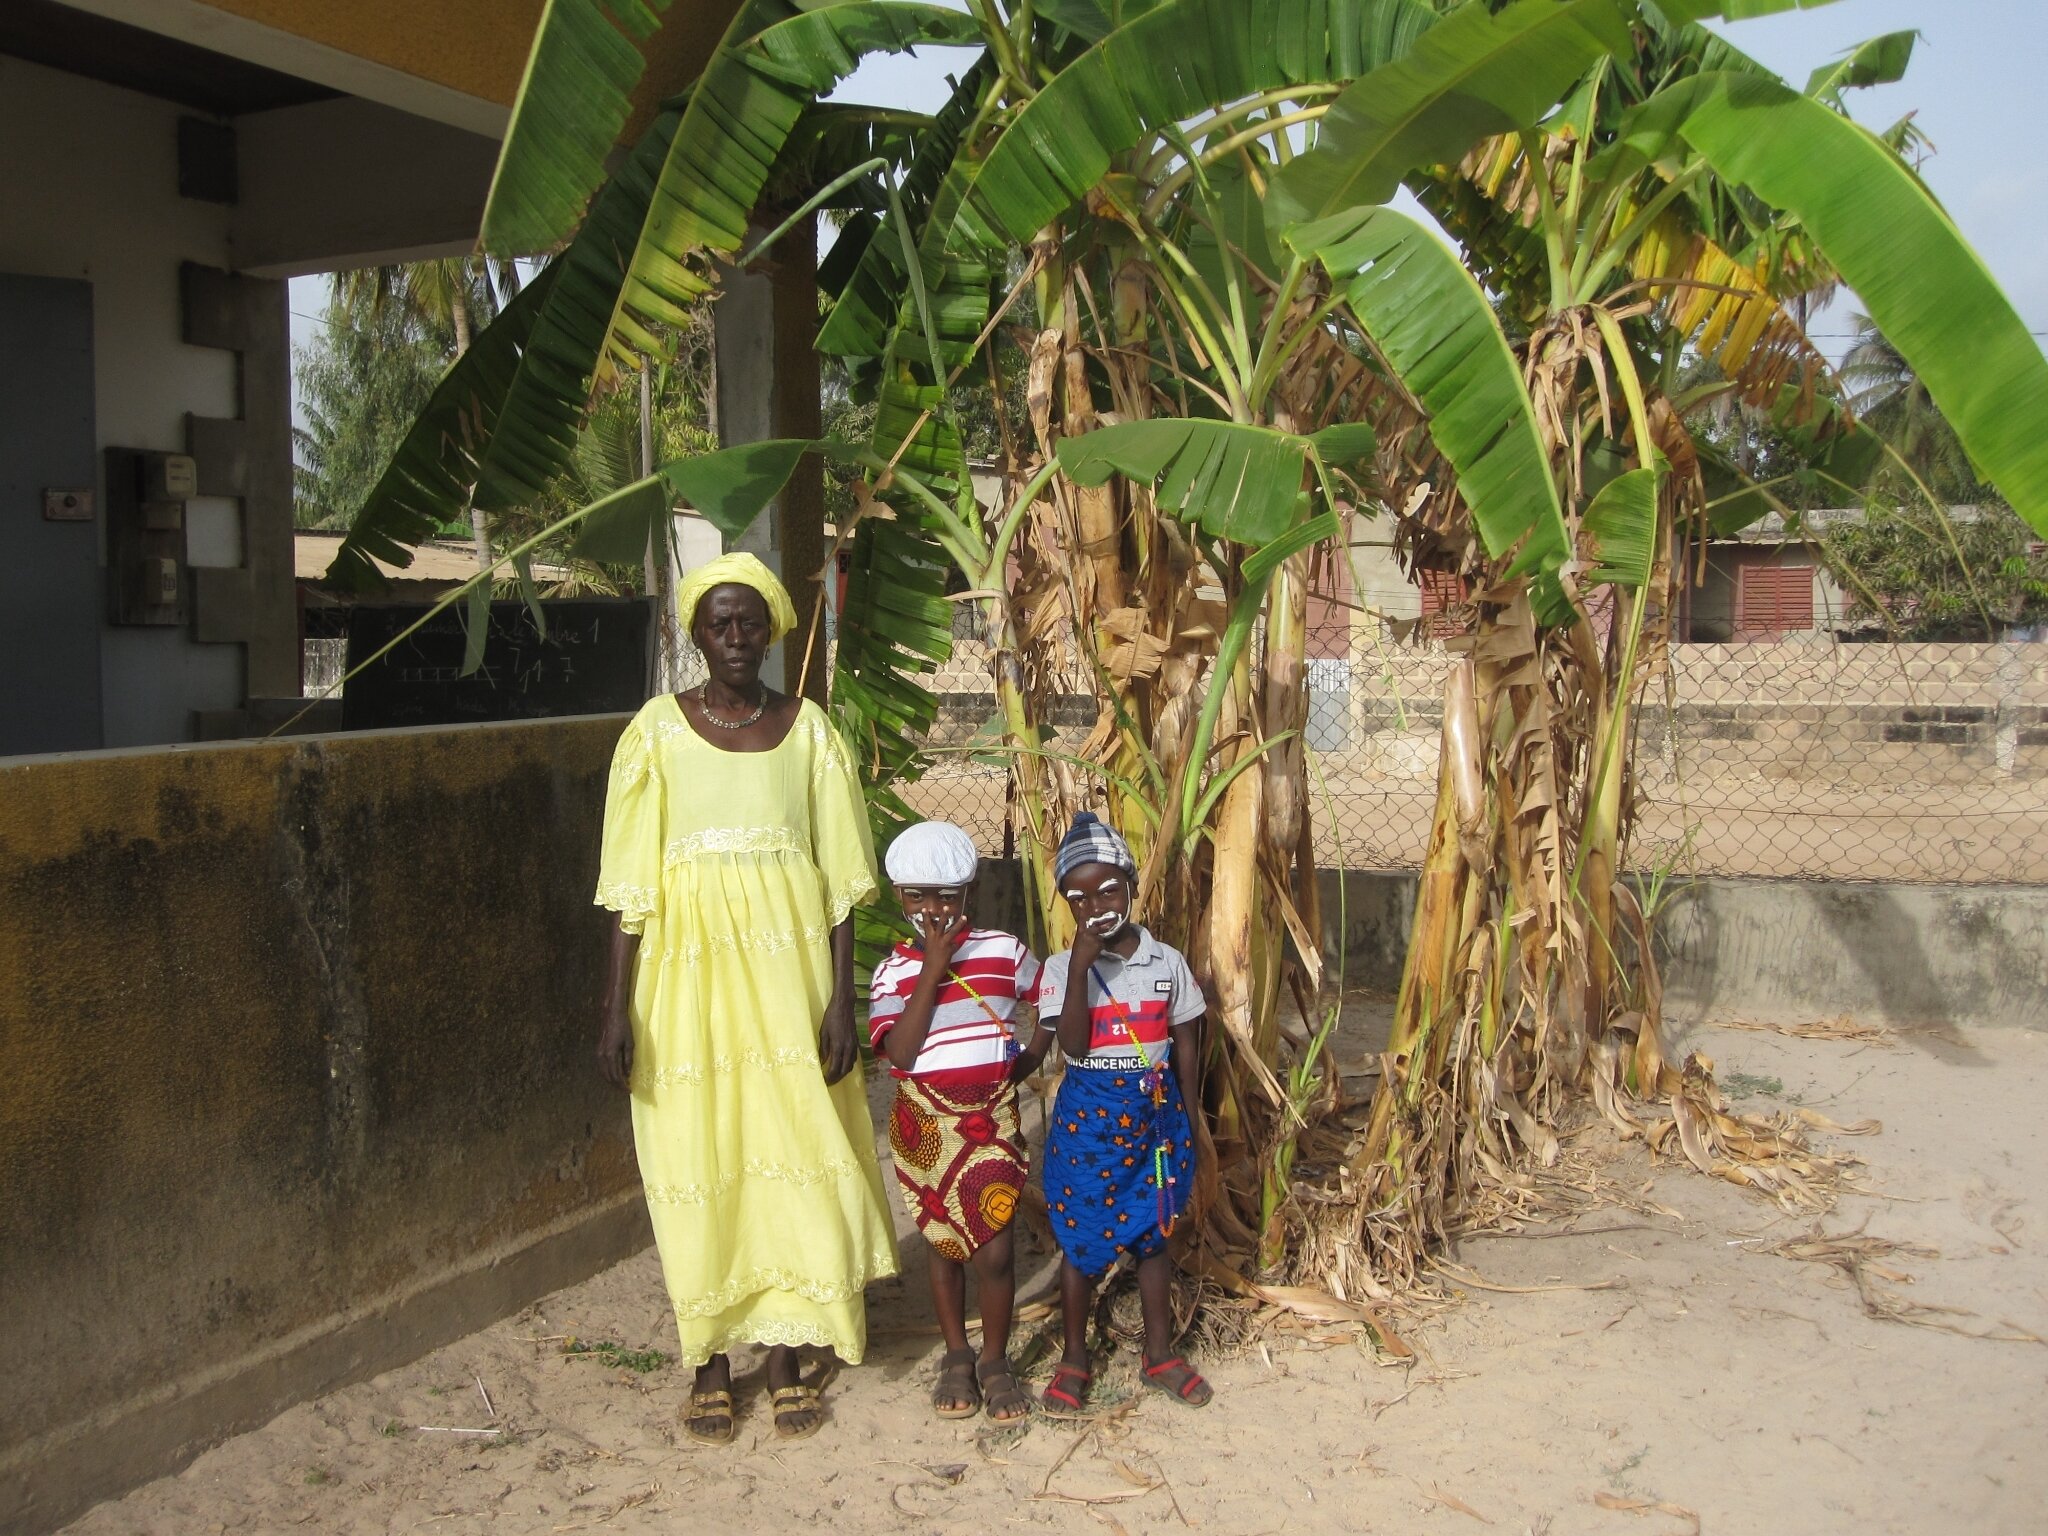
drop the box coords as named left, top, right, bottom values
left=818, top=991, right=860, bottom=1085
left=598, top=916, right=639, bottom=1091
left=821, top=914, right=860, bottom=1085
left=597, top=1006, right=634, bottom=1091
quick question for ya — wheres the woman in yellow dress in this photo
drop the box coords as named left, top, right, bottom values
left=594, top=552, right=898, bottom=1444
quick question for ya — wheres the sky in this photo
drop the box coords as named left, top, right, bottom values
left=288, top=1, right=2047, bottom=397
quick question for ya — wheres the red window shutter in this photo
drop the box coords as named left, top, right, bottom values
left=1734, top=563, right=1814, bottom=640
left=1418, top=569, right=1470, bottom=638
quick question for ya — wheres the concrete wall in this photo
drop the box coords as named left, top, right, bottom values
left=1302, top=869, right=2048, bottom=1034
left=1651, top=879, right=2048, bottom=1034
left=0, top=55, right=245, bottom=750
left=0, top=715, right=644, bottom=1533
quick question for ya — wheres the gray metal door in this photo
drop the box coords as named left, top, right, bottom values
left=0, top=274, right=101, bottom=754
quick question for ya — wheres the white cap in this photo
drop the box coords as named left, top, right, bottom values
left=885, top=821, right=980, bottom=887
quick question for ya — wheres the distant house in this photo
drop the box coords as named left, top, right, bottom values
left=1681, top=509, right=1855, bottom=642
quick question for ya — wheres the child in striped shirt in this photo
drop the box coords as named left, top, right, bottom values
left=869, top=820, right=1050, bottom=1423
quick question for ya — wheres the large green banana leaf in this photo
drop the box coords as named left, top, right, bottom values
left=321, top=264, right=561, bottom=590
left=1055, top=419, right=1374, bottom=545
left=384, top=2, right=967, bottom=538
left=1669, top=73, right=2048, bottom=531
left=473, top=111, right=677, bottom=514
left=1264, top=0, right=1632, bottom=235
left=597, top=2, right=978, bottom=396
left=482, top=0, right=978, bottom=256
left=568, top=437, right=826, bottom=563
left=816, top=55, right=997, bottom=366
left=1289, top=206, right=1578, bottom=625
left=479, top=0, right=679, bottom=256
left=953, top=0, right=1438, bottom=256
left=1655, top=0, right=1846, bottom=21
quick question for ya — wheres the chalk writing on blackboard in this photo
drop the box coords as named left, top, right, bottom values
left=342, top=599, right=652, bottom=730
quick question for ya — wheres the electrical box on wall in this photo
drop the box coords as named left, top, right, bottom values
left=105, top=448, right=195, bottom=626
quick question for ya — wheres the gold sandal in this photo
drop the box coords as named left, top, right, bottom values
left=680, top=1388, right=736, bottom=1445
left=769, top=1383, right=825, bottom=1440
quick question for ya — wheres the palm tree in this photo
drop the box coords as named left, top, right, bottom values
left=326, top=0, right=2048, bottom=1298
left=331, top=257, right=518, bottom=568
left=1840, top=313, right=1979, bottom=499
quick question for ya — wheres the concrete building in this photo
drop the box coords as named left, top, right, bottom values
left=0, top=0, right=795, bottom=757
left=0, top=5, right=847, bottom=1529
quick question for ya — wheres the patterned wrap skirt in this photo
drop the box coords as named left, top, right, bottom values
left=1041, top=1067, right=1193, bottom=1279
left=888, top=1075, right=1028, bottom=1261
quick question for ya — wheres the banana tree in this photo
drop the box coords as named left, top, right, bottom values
left=336, top=0, right=2048, bottom=1304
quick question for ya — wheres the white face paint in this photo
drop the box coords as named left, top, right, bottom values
left=1064, top=869, right=1132, bottom=940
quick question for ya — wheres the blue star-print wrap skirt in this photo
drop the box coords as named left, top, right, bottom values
left=1041, top=1066, right=1193, bottom=1278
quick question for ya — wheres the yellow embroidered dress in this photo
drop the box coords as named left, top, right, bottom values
left=596, top=695, right=898, bottom=1367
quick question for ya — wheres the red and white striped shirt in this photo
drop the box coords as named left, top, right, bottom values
left=868, top=929, right=1041, bottom=1087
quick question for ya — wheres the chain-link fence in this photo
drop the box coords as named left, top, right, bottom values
left=900, top=626, right=2048, bottom=885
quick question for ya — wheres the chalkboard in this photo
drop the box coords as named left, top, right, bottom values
left=342, top=598, right=652, bottom=730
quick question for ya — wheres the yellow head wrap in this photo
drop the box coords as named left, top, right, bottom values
left=675, top=552, right=799, bottom=643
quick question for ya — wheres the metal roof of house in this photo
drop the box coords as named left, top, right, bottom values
left=294, top=531, right=566, bottom=587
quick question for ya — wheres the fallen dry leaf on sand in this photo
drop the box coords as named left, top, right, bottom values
left=1714, top=1016, right=1893, bottom=1047
left=1594, top=1490, right=1701, bottom=1533
left=1761, top=1223, right=2046, bottom=1343
left=1415, top=1480, right=1491, bottom=1523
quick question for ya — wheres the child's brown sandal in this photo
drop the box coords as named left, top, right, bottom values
left=680, top=1388, right=737, bottom=1445
left=932, top=1346, right=981, bottom=1419
left=1140, top=1354, right=1212, bottom=1407
left=1040, top=1361, right=1092, bottom=1413
left=977, top=1356, right=1031, bottom=1423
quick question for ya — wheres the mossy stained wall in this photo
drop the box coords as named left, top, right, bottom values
left=0, top=716, right=640, bottom=1531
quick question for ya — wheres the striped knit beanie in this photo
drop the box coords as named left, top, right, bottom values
left=1054, top=811, right=1137, bottom=884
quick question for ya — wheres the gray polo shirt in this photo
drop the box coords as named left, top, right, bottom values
left=1037, top=926, right=1205, bottom=1072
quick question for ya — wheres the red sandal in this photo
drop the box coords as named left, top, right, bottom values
left=1141, top=1354, right=1213, bottom=1407
left=1040, top=1361, right=1092, bottom=1413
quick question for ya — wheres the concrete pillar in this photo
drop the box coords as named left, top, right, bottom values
left=180, top=262, right=300, bottom=732
left=711, top=215, right=826, bottom=701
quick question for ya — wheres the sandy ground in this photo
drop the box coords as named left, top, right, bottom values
left=62, top=1010, right=2048, bottom=1536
